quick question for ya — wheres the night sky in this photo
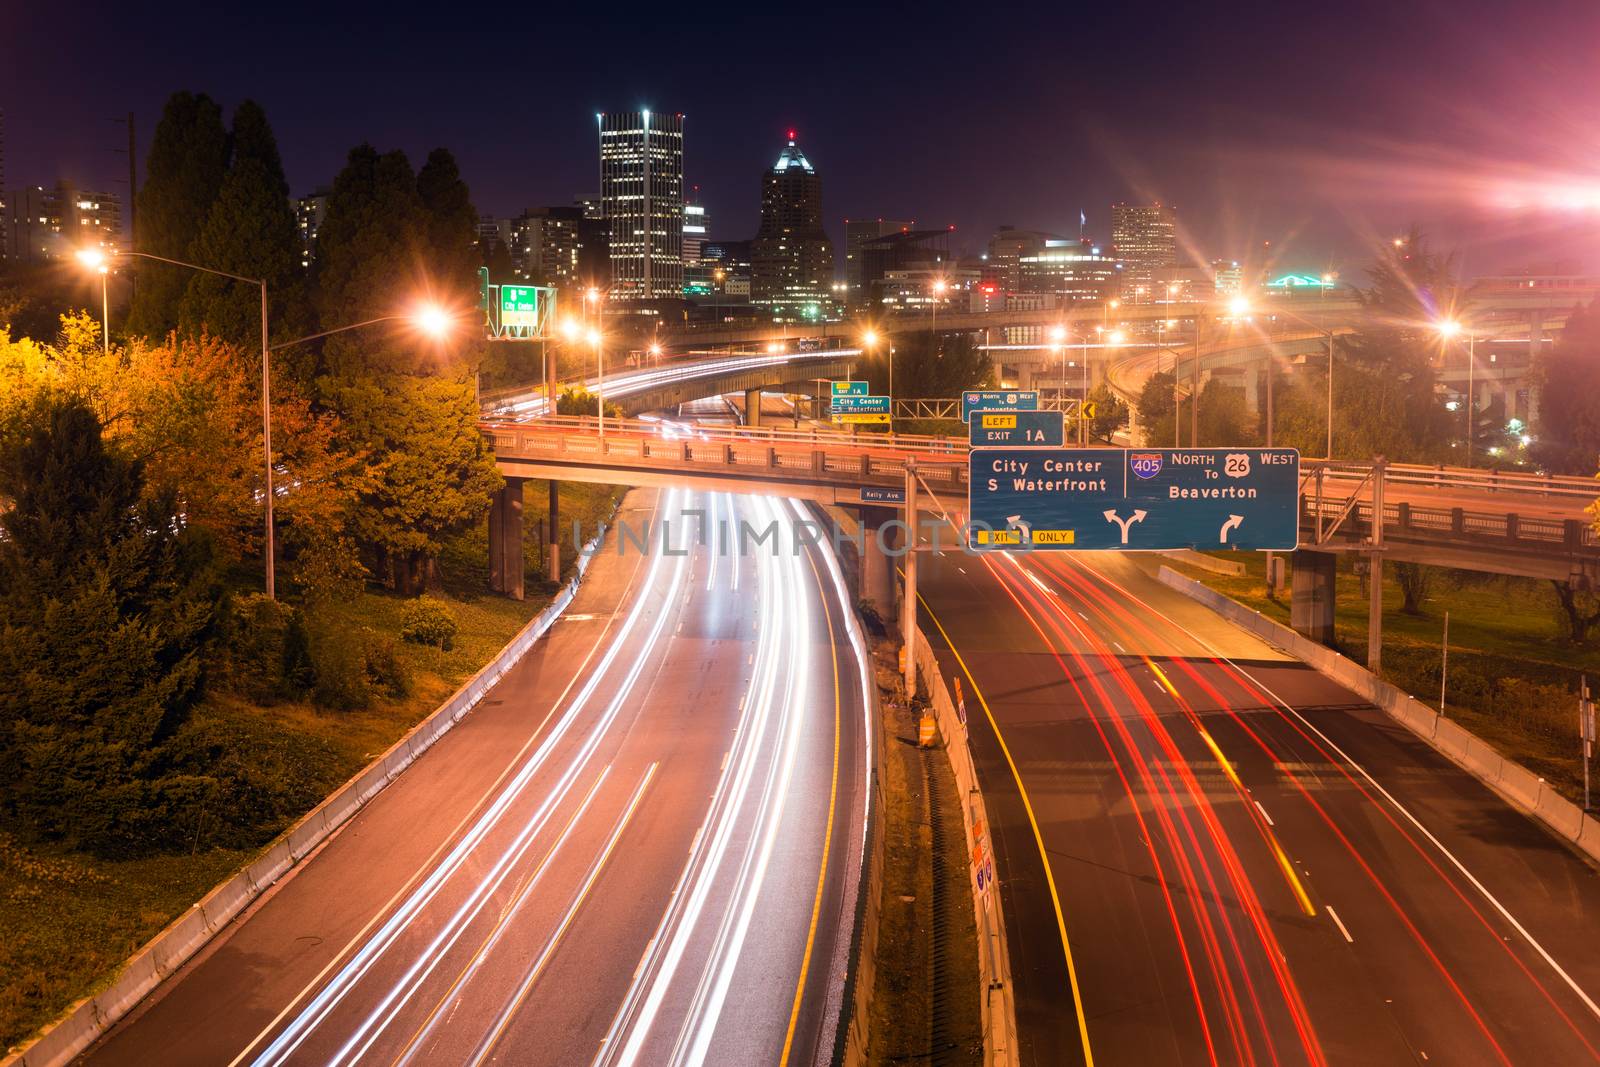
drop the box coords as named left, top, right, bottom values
left=7, top=0, right=1600, bottom=277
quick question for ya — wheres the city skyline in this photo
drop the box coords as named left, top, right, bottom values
left=7, top=1, right=1600, bottom=277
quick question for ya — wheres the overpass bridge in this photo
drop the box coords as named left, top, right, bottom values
left=658, top=288, right=1590, bottom=351
left=481, top=417, right=1599, bottom=670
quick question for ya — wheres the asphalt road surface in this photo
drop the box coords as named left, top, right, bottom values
left=83, top=487, right=870, bottom=1067
left=918, top=546, right=1600, bottom=1067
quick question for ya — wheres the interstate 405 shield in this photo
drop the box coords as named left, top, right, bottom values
left=967, top=447, right=1300, bottom=551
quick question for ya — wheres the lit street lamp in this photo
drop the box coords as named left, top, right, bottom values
left=929, top=277, right=948, bottom=357
left=76, top=246, right=453, bottom=599
left=587, top=327, right=606, bottom=436
left=1437, top=318, right=1477, bottom=467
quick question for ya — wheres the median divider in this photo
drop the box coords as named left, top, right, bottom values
left=5, top=526, right=611, bottom=1067
left=1157, top=565, right=1600, bottom=869
left=913, top=626, right=1020, bottom=1067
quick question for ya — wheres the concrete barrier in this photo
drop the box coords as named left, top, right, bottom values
left=1162, top=548, right=1245, bottom=576
left=914, top=627, right=1020, bottom=1067
left=5, top=527, right=613, bottom=1067
left=1156, top=565, right=1600, bottom=869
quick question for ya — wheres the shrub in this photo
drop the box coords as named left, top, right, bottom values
left=311, top=626, right=370, bottom=710
left=401, top=596, right=458, bottom=650
left=362, top=632, right=410, bottom=700
left=228, top=593, right=313, bottom=702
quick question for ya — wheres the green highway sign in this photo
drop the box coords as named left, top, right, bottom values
left=969, top=409, right=1064, bottom=447
left=832, top=380, right=869, bottom=397
left=500, top=285, right=541, bottom=329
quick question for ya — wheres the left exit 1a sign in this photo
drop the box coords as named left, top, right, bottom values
left=832, top=380, right=868, bottom=397
left=969, top=409, right=1063, bottom=447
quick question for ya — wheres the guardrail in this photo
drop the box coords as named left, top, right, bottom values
left=1306, top=460, right=1599, bottom=501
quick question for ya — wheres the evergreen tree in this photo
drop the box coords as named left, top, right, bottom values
left=0, top=393, right=223, bottom=855
left=416, top=148, right=479, bottom=307
left=126, top=92, right=228, bottom=338
left=323, top=373, right=501, bottom=594
left=179, top=101, right=304, bottom=347
left=312, top=145, right=426, bottom=378
left=858, top=333, right=992, bottom=399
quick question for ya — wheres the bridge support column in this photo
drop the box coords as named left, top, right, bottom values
left=744, top=387, right=763, bottom=427
left=1289, top=548, right=1337, bottom=645
left=1243, top=367, right=1261, bottom=414
left=903, top=460, right=918, bottom=697
left=859, top=506, right=900, bottom=628
left=488, top=476, right=525, bottom=600
left=547, top=480, right=560, bottom=584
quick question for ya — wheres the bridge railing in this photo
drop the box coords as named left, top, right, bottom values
left=1305, top=459, right=1599, bottom=501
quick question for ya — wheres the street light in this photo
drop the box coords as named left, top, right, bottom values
left=76, top=249, right=113, bottom=356
left=1437, top=319, right=1476, bottom=466
left=929, top=277, right=949, bottom=357
left=586, top=327, right=606, bottom=437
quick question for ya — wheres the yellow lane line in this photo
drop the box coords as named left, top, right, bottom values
left=919, top=591, right=1096, bottom=1067
left=780, top=546, right=844, bottom=1065
left=1147, top=659, right=1316, bottom=918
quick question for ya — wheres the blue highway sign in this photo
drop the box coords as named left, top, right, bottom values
left=969, top=409, right=1064, bottom=447
left=968, top=447, right=1300, bottom=551
left=961, top=390, right=1039, bottom=423
left=830, top=394, right=890, bottom=414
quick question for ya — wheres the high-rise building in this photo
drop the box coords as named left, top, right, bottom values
left=509, top=206, right=585, bottom=289
left=751, top=132, right=833, bottom=316
left=1110, top=202, right=1177, bottom=296
left=1211, top=259, right=1243, bottom=296
left=3, top=182, right=122, bottom=264
left=844, top=217, right=913, bottom=304
left=986, top=226, right=1067, bottom=293
left=598, top=110, right=685, bottom=301
left=858, top=229, right=952, bottom=308
left=295, top=189, right=329, bottom=270
left=1018, top=238, right=1120, bottom=302
left=683, top=186, right=709, bottom=265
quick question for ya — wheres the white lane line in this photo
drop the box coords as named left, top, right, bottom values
left=1086, top=566, right=1600, bottom=1024
left=1327, top=905, right=1354, bottom=943
left=1255, top=800, right=1276, bottom=826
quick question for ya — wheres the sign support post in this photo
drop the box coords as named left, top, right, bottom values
left=903, top=459, right=919, bottom=698
left=1368, top=457, right=1386, bottom=676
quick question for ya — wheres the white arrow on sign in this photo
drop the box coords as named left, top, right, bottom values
left=1219, top=514, right=1245, bottom=543
left=1006, top=514, right=1032, bottom=540
left=1103, top=508, right=1148, bottom=544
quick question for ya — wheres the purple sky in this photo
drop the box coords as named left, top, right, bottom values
left=7, top=0, right=1600, bottom=278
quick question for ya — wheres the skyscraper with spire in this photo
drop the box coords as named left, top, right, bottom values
left=751, top=130, right=833, bottom=317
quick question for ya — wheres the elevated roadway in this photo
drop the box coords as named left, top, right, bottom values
left=83, top=487, right=871, bottom=1067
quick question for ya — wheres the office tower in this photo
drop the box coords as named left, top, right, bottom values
left=751, top=132, right=833, bottom=316
left=857, top=228, right=951, bottom=308
left=844, top=217, right=913, bottom=304
left=683, top=186, right=709, bottom=265
left=598, top=110, right=685, bottom=300
left=986, top=226, right=1067, bottom=292
left=1110, top=202, right=1177, bottom=295
left=1018, top=238, right=1120, bottom=302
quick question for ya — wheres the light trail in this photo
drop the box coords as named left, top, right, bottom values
left=246, top=489, right=692, bottom=1067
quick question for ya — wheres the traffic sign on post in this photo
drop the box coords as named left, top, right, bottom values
left=831, top=393, right=891, bottom=426
left=962, top=390, right=1039, bottom=423
left=831, top=380, right=869, bottom=397
left=500, top=285, right=542, bottom=329
left=969, top=409, right=1064, bottom=447
left=968, top=447, right=1300, bottom=551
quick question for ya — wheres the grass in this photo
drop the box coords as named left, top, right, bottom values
left=0, top=480, right=625, bottom=1056
left=1167, top=551, right=1600, bottom=802
left=867, top=645, right=982, bottom=1066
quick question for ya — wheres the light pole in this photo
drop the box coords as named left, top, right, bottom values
left=1270, top=302, right=1336, bottom=457
left=1049, top=324, right=1068, bottom=416
left=587, top=328, right=606, bottom=437
left=92, top=260, right=111, bottom=356
left=1437, top=319, right=1476, bottom=467
left=929, top=277, right=948, bottom=358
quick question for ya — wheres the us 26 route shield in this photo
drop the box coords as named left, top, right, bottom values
left=967, top=447, right=1300, bottom=551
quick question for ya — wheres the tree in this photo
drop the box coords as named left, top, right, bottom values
left=0, top=393, right=223, bottom=855
left=1085, top=382, right=1127, bottom=443
left=312, top=145, right=426, bottom=379
left=1196, top=378, right=1257, bottom=446
left=1532, top=299, right=1600, bottom=475
left=126, top=92, right=229, bottom=338
left=1393, top=562, right=1435, bottom=616
left=324, top=374, right=501, bottom=594
left=416, top=148, right=479, bottom=308
left=1136, top=369, right=1177, bottom=445
left=178, top=100, right=305, bottom=347
left=556, top=386, right=621, bottom=418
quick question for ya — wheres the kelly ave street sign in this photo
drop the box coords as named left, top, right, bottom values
left=969, top=409, right=1064, bottom=447
left=961, top=390, right=1039, bottom=423
left=968, top=447, right=1300, bottom=551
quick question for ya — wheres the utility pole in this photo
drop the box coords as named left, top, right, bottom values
left=1367, top=457, right=1387, bottom=675
left=1439, top=611, right=1450, bottom=716
left=1582, top=676, right=1594, bottom=812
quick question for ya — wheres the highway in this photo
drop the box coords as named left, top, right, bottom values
left=83, top=487, right=870, bottom=1067
left=916, top=543, right=1600, bottom=1066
